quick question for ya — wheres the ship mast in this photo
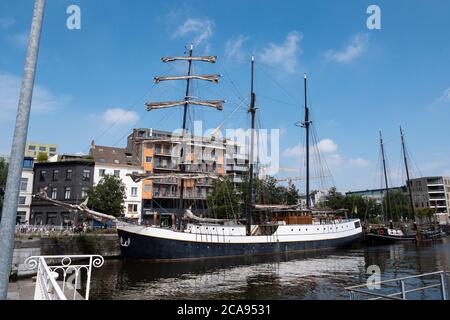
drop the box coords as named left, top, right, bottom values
left=303, top=74, right=311, bottom=209
left=380, top=131, right=392, bottom=222
left=400, top=126, right=415, bottom=221
left=145, top=45, right=224, bottom=230
left=246, top=56, right=256, bottom=236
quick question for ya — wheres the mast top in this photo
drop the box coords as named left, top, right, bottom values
left=304, top=73, right=307, bottom=80
left=251, top=55, right=255, bottom=62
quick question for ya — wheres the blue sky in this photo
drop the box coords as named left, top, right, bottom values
left=1, top=0, right=450, bottom=193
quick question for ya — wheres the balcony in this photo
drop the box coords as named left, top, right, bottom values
left=153, top=177, right=178, bottom=185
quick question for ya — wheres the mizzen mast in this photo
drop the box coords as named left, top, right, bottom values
left=246, top=56, right=256, bottom=236
left=400, top=126, right=415, bottom=221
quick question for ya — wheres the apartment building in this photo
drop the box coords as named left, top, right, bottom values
left=17, top=157, right=35, bottom=224
left=30, top=159, right=95, bottom=225
left=224, top=140, right=249, bottom=187
left=410, top=176, right=450, bottom=224
left=25, top=142, right=58, bottom=159
left=127, top=128, right=226, bottom=223
left=89, top=143, right=143, bottom=220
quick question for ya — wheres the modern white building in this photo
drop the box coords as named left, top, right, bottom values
left=410, top=176, right=450, bottom=225
left=17, top=157, right=35, bottom=223
left=90, top=143, right=143, bottom=220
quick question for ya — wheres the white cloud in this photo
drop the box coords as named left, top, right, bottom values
left=259, top=31, right=302, bottom=73
left=0, top=17, right=15, bottom=29
left=326, top=154, right=342, bottom=166
left=102, top=108, right=140, bottom=125
left=437, top=87, right=450, bottom=103
left=325, top=33, right=369, bottom=64
left=283, top=138, right=338, bottom=157
left=0, top=72, right=67, bottom=121
left=349, top=158, right=370, bottom=168
left=7, top=31, right=28, bottom=48
left=173, top=18, right=214, bottom=46
left=225, top=35, right=248, bottom=61
left=317, top=138, right=338, bottom=153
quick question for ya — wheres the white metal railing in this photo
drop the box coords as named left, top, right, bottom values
left=24, top=255, right=104, bottom=300
left=346, top=271, right=449, bottom=300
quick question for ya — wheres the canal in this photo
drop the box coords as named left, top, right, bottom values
left=89, top=238, right=450, bottom=300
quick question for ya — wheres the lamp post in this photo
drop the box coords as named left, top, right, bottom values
left=0, top=0, right=46, bottom=300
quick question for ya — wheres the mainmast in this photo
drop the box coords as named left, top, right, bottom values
left=400, top=126, right=415, bottom=221
left=145, top=45, right=224, bottom=230
left=380, top=131, right=392, bottom=222
left=246, top=56, right=256, bottom=236
left=178, top=45, right=194, bottom=229
left=303, top=74, right=311, bottom=209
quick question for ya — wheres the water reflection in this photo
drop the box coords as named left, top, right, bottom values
left=89, top=238, right=450, bottom=300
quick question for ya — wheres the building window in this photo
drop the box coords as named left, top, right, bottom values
left=23, top=158, right=33, bottom=168
left=131, top=187, right=138, bottom=197
left=144, top=184, right=152, bottom=193
left=66, top=169, right=73, bottom=180
left=82, top=169, right=91, bottom=181
left=16, top=211, right=26, bottom=224
left=46, top=213, right=57, bottom=225
left=52, top=170, right=59, bottom=181
left=146, top=156, right=153, bottom=163
left=81, top=187, right=88, bottom=199
left=20, top=178, right=28, bottom=191
left=39, top=171, right=46, bottom=182
left=18, top=196, right=26, bottom=205
left=114, top=170, right=120, bottom=177
left=146, top=143, right=152, bottom=148
left=49, top=147, right=56, bottom=152
left=51, top=188, right=57, bottom=200
left=99, top=169, right=106, bottom=177
left=64, top=187, right=71, bottom=200
left=128, top=204, right=138, bottom=213
left=39, top=146, right=46, bottom=152
left=28, top=145, right=36, bottom=151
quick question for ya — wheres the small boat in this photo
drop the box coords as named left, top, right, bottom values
left=364, top=130, right=446, bottom=244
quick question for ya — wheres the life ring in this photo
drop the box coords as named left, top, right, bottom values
left=378, top=229, right=385, bottom=235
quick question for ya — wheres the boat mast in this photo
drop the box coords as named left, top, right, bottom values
left=380, top=131, right=392, bottom=222
left=400, top=126, right=415, bottom=221
left=144, top=45, right=224, bottom=231
left=177, top=44, right=194, bottom=229
left=304, top=74, right=311, bottom=209
left=246, top=56, right=256, bottom=236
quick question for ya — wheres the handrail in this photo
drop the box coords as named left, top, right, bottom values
left=25, top=255, right=104, bottom=300
left=346, top=271, right=446, bottom=290
left=346, top=271, right=449, bottom=300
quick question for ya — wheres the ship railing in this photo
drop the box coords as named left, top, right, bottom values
left=24, top=255, right=104, bottom=300
left=345, top=271, right=449, bottom=300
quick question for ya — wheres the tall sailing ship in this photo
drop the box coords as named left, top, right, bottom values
left=114, top=46, right=363, bottom=260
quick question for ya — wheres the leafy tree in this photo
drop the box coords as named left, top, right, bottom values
left=382, top=189, right=411, bottom=221
left=0, top=158, right=8, bottom=220
left=36, top=152, right=48, bottom=162
left=206, top=177, right=240, bottom=219
left=86, top=175, right=126, bottom=217
left=416, top=208, right=435, bottom=224
left=285, top=184, right=300, bottom=205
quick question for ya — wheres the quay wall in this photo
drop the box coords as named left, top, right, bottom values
left=11, top=234, right=121, bottom=278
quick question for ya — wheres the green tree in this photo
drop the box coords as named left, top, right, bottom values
left=285, top=184, right=300, bottom=205
left=0, top=158, right=8, bottom=220
left=36, top=152, right=48, bottom=162
left=86, top=175, right=126, bottom=217
left=416, top=208, right=435, bottom=224
left=382, top=189, right=411, bottom=221
left=206, top=177, right=240, bottom=219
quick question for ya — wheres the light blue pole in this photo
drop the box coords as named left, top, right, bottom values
left=0, top=0, right=46, bottom=300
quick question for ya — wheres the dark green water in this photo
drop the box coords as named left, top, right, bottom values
left=89, top=238, right=450, bottom=300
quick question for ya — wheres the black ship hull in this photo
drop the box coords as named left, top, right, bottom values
left=117, top=228, right=362, bottom=261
